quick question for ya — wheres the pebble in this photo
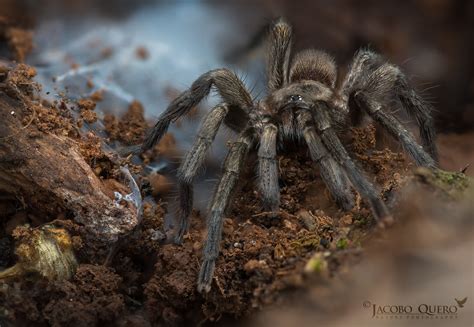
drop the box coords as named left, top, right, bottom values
left=150, top=229, right=166, bottom=242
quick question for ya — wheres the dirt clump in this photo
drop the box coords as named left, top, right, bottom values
left=141, top=124, right=410, bottom=324
left=136, top=46, right=150, bottom=60
left=0, top=264, right=124, bottom=326
left=78, top=98, right=98, bottom=125
left=104, top=100, right=147, bottom=145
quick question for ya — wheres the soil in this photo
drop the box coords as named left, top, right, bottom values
left=0, top=61, right=416, bottom=326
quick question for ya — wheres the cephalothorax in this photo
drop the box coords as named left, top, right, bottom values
left=140, top=18, right=438, bottom=292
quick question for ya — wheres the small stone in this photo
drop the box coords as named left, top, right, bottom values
left=135, top=46, right=150, bottom=60
left=320, top=238, right=330, bottom=248
left=243, top=259, right=259, bottom=273
left=150, top=230, right=165, bottom=242
left=243, top=259, right=272, bottom=277
left=193, top=241, right=202, bottom=252
left=297, top=209, right=318, bottom=231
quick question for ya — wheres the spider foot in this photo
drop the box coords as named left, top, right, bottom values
left=173, top=223, right=188, bottom=245
left=173, top=233, right=184, bottom=245
left=334, top=194, right=355, bottom=212
left=197, top=259, right=215, bottom=293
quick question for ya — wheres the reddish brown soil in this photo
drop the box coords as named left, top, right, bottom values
left=0, top=71, right=413, bottom=325
left=104, top=100, right=147, bottom=146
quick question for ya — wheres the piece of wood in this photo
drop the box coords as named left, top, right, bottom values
left=0, top=67, right=138, bottom=243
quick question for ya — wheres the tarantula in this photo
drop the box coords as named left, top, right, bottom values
left=139, top=18, right=438, bottom=292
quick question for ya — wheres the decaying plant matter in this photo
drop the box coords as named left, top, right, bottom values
left=0, top=224, right=77, bottom=281
left=138, top=18, right=438, bottom=292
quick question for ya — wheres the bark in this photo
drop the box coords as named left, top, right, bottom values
left=0, top=91, right=138, bottom=243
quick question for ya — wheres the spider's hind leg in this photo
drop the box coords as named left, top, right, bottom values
left=353, top=90, right=436, bottom=168
left=349, top=63, right=437, bottom=167
left=342, top=50, right=438, bottom=164
left=397, top=73, right=438, bottom=163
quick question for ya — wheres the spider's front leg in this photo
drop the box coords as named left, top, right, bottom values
left=141, top=68, right=252, bottom=152
left=302, top=103, right=392, bottom=226
left=257, top=123, right=280, bottom=215
left=198, top=130, right=255, bottom=293
left=296, top=111, right=355, bottom=211
left=174, top=103, right=232, bottom=243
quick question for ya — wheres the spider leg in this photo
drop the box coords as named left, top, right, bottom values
left=198, top=130, right=255, bottom=293
left=267, top=17, right=292, bottom=92
left=340, top=49, right=384, bottom=93
left=257, top=123, right=279, bottom=214
left=352, top=91, right=436, bottom=168
left=142, top=68, right=253, bottom=151
left=342, top=49, right=438, bottom=163
left=396, top=70, right=438, bottom=163
left=174, top=103, right=231, bottom=243
left=304, top=103, right=392, bottom=225
left=297, top=110, right=355, bottom=210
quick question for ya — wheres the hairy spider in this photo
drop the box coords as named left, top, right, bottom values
left=139, top=18, right=438, bottom=292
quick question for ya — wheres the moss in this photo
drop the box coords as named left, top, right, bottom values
left=336, top=238, right=349, bottom=250
left=291, top=233, right=320, bottom=251
left=353, top=214, right=366, bottom=225
left=432, top=169, right=469, bottom=189
left=304, top=252, right=328, bottom=274
left=415, top=168, right=471, bottom=198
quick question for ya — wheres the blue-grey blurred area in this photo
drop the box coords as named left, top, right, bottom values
left=27, top=1, right=255, bottom=128
left=2, top=0, right=473, bottom=131
left=15, top=0, right=260, bottom=217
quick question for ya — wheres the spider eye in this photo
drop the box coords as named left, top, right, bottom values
left=290, top=95, right=303, bottom=102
